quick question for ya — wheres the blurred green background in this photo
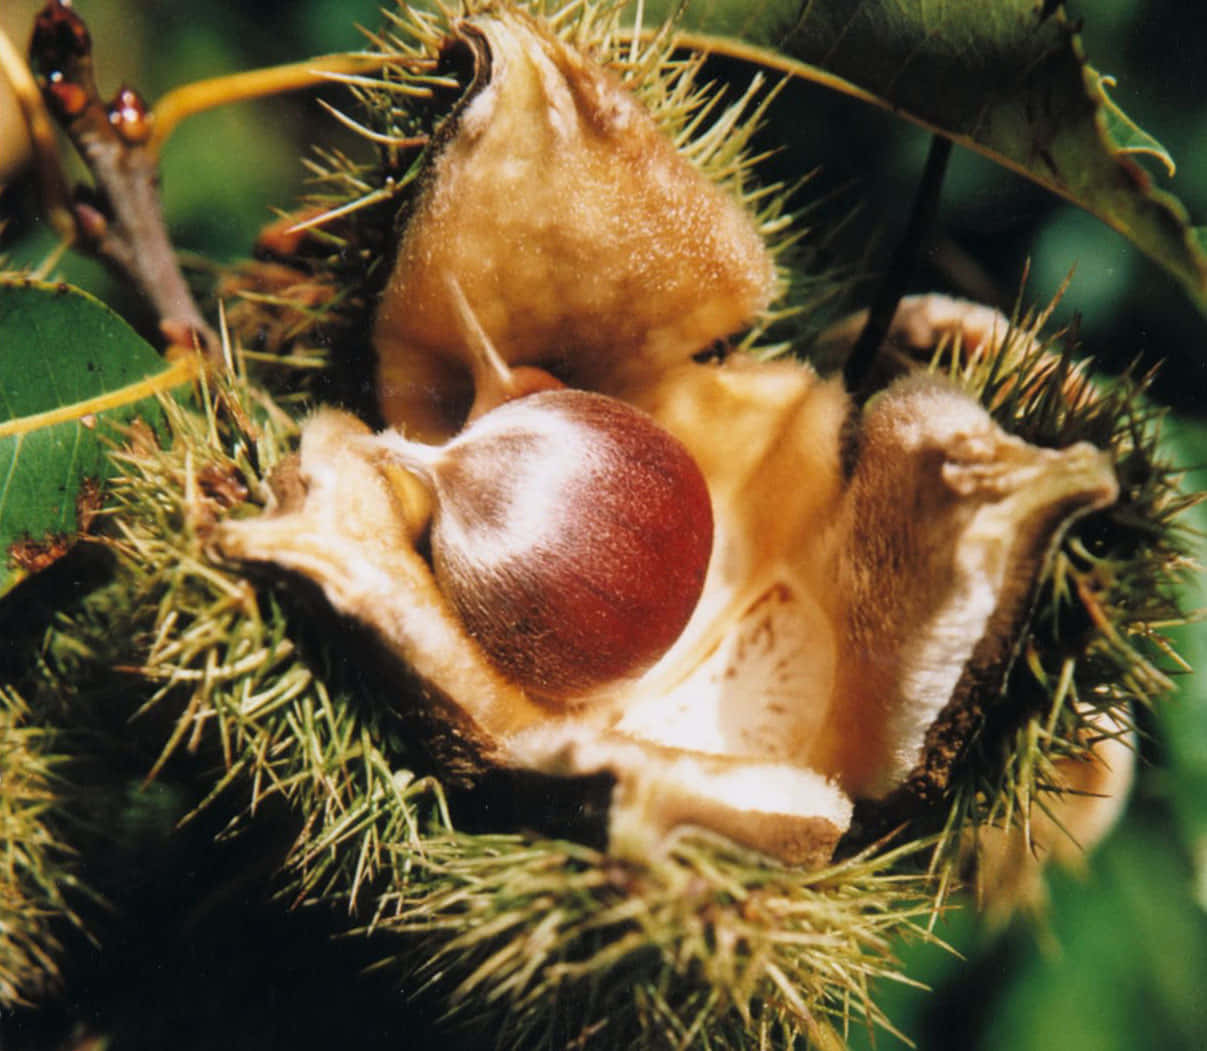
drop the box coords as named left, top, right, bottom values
left=1, top=1, right=1205, bottom=1048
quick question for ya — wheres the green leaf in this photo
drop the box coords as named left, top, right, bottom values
left=0, top=277, right=199, bottom=597
left=656, top=0, right=1207, bottom=312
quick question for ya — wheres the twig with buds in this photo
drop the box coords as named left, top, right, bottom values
left=25, top=1, right=220, bottom=357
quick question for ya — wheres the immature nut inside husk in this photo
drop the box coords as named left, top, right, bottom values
left=217, top=8, right=1123, bottom=868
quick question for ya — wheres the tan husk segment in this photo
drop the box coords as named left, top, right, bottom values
left=216, top=5, right=1123, bottom=869
left=373, top=8, right=778, bottom=440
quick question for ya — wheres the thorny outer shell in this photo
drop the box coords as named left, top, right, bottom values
left=218, top=362, right=1118, bottom=866
left=969, top=704, right=1137, bottom=914
left=217, top=10, right=1124, bottom=867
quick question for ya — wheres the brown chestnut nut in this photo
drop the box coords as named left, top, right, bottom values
left=375, top=389, right=714, bottom=701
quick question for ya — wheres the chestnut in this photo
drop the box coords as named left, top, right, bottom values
left=374, top=388, right=715, bottom=701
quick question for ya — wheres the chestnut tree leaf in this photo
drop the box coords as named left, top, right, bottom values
left=657, top=0, right=1207, bottom=312
left=0, top=277, right=199, bottom=597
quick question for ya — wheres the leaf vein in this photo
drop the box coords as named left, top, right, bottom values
left=0, top=356, right=201, bottom=439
